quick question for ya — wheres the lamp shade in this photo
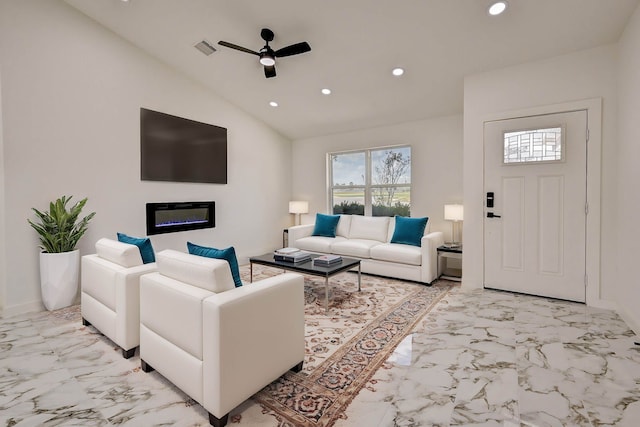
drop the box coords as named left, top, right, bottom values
left=444, top=204, right=464, bottom=221
left=289, top=201, right=309, bottom=214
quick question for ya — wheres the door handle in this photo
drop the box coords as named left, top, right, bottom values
left=487, top=212, right=501, bottom=218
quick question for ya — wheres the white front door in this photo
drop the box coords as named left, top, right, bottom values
left=483, top=110, right=587, bottom=302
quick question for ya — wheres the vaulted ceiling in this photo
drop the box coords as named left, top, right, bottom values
left=65, top=0, right=639, bottom=140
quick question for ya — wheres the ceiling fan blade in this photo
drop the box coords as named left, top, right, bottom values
left=274, top=42, right=311, bottom=58
left=264, top=65, right=276, bottom=78
left=218, top=41, right=259, bottom=56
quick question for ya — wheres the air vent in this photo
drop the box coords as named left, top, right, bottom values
left=194, top=40, right=216, bottom=56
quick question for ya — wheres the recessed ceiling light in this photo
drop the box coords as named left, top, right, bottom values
left=392, top=67, right=404, bottom=77
left=321, top=88, right=332, bottom=95
left=488, top=1, right=507, bottom=16
left=269, top=101, right=279, bottom=107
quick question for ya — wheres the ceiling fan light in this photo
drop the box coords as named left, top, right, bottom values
left=259, top=54, right=275, bottom=66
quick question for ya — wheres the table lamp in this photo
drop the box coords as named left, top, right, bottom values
left=289, top=201, right=309, bottom=226
left=444, top=204, right=463, bottom=248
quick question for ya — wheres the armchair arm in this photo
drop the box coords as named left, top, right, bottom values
left=202, top=273, right=305, bottom=418
left=81, top=255, right=157, bottom=351
left=139, top=272, right=215, bottom=402
left=287, top=224, right=314, bottom=247
left=115, top=262, right=157, bottom=350
left=420, top=231, right=444, bottom=283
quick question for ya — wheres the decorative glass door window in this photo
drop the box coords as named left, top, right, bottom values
left=503, top=126, right=564, bottom=164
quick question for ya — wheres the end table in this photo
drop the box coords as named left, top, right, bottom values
left=437, top=245, right=462, bottom=281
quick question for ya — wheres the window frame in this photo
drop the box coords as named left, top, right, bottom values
left=327, top=145, right=412, bottom=216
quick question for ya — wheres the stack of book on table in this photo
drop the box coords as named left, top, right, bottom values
left=273, top=247, right=311, bottom=263
left=313, top=254, right=343, bottom=266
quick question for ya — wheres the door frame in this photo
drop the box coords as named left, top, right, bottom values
left=481, top=98, right=603, bottom=307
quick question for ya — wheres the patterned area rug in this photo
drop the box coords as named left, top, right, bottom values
left=246, top=265, right=451, bottom=427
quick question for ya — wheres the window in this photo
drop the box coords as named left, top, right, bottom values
left=503, top=126, right=564, bottom=164
left=329, top=146, right=411, bottom=216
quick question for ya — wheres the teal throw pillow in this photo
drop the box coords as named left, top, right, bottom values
left=390, top=216, right=428, bottom=247
left=187, top=242, right=242, bottom=287
left=312, top=213, right=341, bottom=237
left=117, top=232, right=155, bottom=264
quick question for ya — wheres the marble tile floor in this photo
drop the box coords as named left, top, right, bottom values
left=2, top=284, right=640, bottom=426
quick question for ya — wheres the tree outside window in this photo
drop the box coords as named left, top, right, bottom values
left=329, top=146, right=411, bottom=216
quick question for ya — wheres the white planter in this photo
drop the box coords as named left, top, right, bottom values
left=39, top=250, right=80, bottom=311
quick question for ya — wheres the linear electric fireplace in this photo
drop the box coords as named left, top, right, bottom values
left=146, top=201, right=215, bottom=235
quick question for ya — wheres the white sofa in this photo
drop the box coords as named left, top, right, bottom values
left=288, top=215, right=444, bottom=284
left=81, top=238, right=157, bottom=358
left=139, top=249, right=305, bottom=427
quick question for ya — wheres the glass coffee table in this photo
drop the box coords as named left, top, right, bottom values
left=249, top=253, right=361, bottom=313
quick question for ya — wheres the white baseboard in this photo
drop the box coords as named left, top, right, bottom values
left=1, top=299, right=45, bottom=319
left=588, top=297, right=618, bottom=311
left=615, top=303, right=640, bottom=337
left=460, top=278, right=483, bottom=289
left=590, top=298, right=640, bottom=337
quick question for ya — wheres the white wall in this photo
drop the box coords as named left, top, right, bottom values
left=0, top=0, right=292, bottom=315
left=615, top=5, right=640, bottom=333
left=291, top=115, right=463, bottom=238
left=0, top=70, right=5, bottom=312
left=463, top=45, right=618, bottom=304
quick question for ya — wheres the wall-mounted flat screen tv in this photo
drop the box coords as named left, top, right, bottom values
left=140, top=108, right=227, bottom=184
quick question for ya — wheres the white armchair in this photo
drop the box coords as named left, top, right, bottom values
left=81, top=238, right=157, bottom=358
left=139, top=250, right=305, bottom=427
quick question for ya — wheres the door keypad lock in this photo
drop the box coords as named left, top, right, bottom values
left=486, top=192, right=494, bottom=208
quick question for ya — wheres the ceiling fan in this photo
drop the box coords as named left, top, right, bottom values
left=218, top=28, right=311, bottom=78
